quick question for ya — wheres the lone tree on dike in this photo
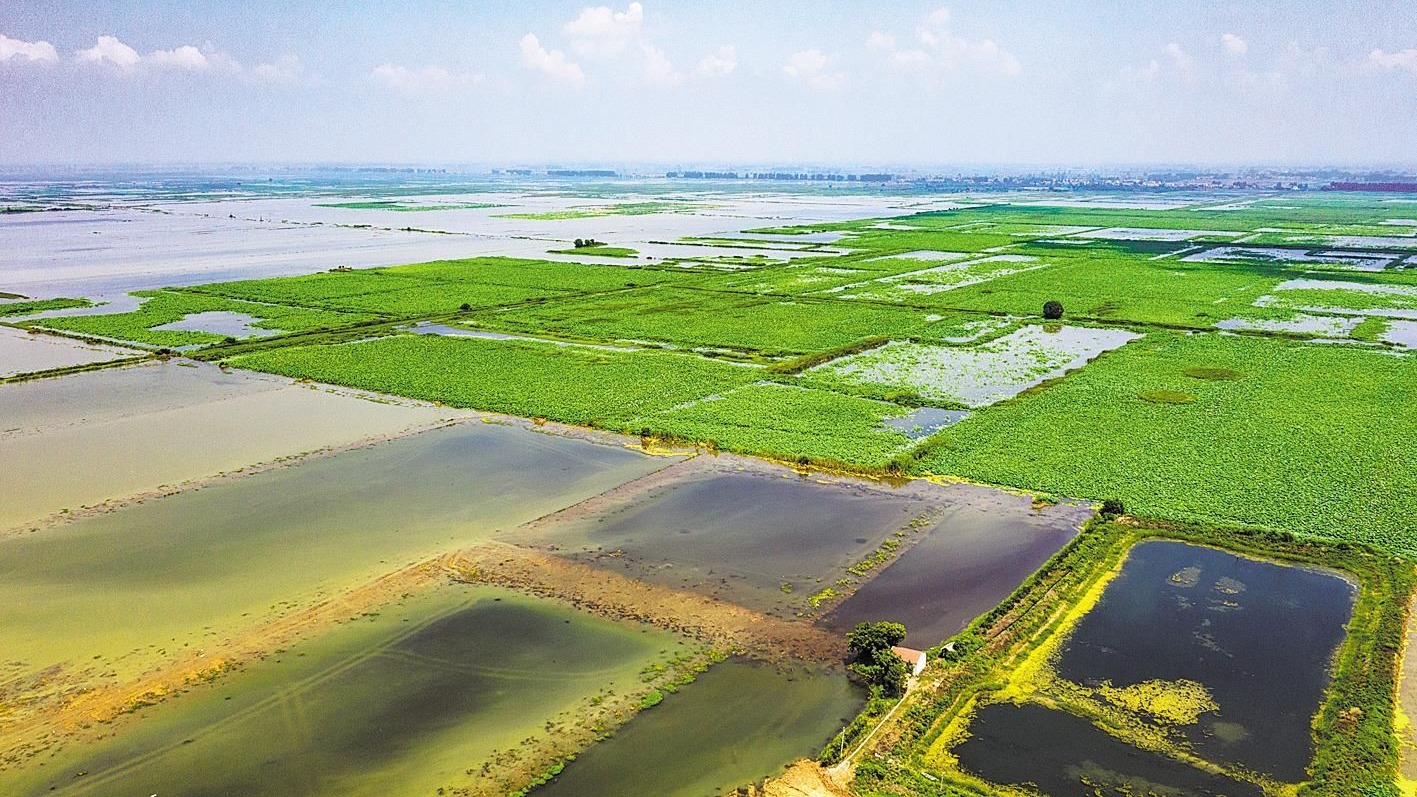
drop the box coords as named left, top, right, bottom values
left=1043, top=300, right=1064, bottom=320
left=846, top=621, right=910, bottom=695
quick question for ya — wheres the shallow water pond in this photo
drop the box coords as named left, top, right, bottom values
left=507, top=459, right=941, bottom=616
left=1053, top=540, right=1355, bottom=780
left=825, top=491, right=1085, bottom=648
left=0, top=325, right=136, bottom=377
left=953, top=702, right=1265, bottom=797
left=7, top=585, right=685, bottom=797
left=0, top=422, right=673, bottom=688
left=533, top=658, right=862, bottom=797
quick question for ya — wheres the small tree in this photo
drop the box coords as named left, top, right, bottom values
left=1100, top=497, right=1126, bottom=518
left=846, top=621, right=910, bottom=695
left=573, top=238, right=585, bottom=248
left=1043, top=300, right=1064, bottom=320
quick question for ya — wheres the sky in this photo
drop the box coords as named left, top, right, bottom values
left=1, top=0, right=1415, bottom=168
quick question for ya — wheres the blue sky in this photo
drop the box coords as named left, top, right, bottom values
left=2, top=1, right=1415, bottom=166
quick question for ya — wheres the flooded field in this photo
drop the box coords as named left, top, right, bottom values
left=1054, top=541, right=1355, bottom=780
left=6, top=584, right=686, bottom=797
left=533, top=659, right=861, bottom=797
left=0, top=422, right=673, bottom=710
left=825, top=489, right=1088, bottom=648
left=506, top=457, right=944, bottom=617
left=953, top=702, right=1265, bottom=797
left=812, top=325, right=1142, bottom=407
left=0, top=326, right=137, bottom=377
left=0, top=361, right=468, bottom=531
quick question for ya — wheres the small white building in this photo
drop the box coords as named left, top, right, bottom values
left=892, top=646, right=928, bottom=677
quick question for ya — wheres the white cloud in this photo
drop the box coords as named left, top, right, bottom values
left=250, top=55, right=304, bottom=84
left=866, top=31, right=895, bottom=51
left=0, top=33, right=58, bottom=63
left=371, top=62, right=482, bottom=92
left=783, top=49, right=846, bottom=91
left=1370, top=48, right=1417, bottom=76
left=76, top=35, right=141, bottom=69
left=869, top=7, right=1021, bottom=77
left=147, top=44, right=210, bottom=71
left=694, top=45, right=736, bottom=77
left=1165, top=42, right=1193, bottom=73
left=75, top=35, right=245, bottom=74
left=564, top=2, right=643, bottom=57
left=1221, top=33, right=1248, bottom=56
left=520, top=33, right=586, bottom=87
left=639, top=43, right=682, bottom=86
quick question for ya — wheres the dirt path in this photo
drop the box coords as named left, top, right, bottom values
left=1398, top=590, right=1417, bottom=781
left=447, top=542, right=846, bottom=665
left=737, top=760, right=854, bottom=797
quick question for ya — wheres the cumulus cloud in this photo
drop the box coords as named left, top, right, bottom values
left=1221, top=33, right=1248, bottom=56
left=782, top=49, right=846, bottom=91
left=75, top=35, right=246, bottom=74
left=0, top=33, right=59, bottom=62
left=147, top=44, right=211, bottom=70
left=639, top=43, right=682, bottom=86
left=1370, top=48, right=1417, bottom=76
left=869, top=7, right=1021, bottom=77
left=76, top=35, right=141, bottom=68
left=564, top=2, right=643, bottom=57
left=520, top=33, right=586, bottom=87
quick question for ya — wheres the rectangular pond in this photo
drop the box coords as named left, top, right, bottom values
left=504, top=457, right=946, bottom=617
left=1052, top=540, right=1355, bottom=781
left=0, top=422, right=674, bottom=707
left=530, top=658, right=862, bottom=797
left=5, top=584, right=687, bottom=797
left=824, top=488, right=1088, bottom=649
left=0, top=361, right=467, bottom=531
left=948, top=540, right=1356, bottom=792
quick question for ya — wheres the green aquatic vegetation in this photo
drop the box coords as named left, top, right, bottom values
left=548, top=244, right=640, bottom=258
left=228, top=333, right=761, bottom=427
left=636, top=382, right=916, bottom=468
left=1137, top=389, right=1196, bottom=404
left=0, top=297, right=93, bottom=316
left=917, top=332, right=1417, bottom=554
left=189, top=256, right=681, bottom=313
left=1183, top=366, right=1244, bottom=380
left=467, top=285, right=939, bottom=357
left=27, top=290, right=375, bottom=347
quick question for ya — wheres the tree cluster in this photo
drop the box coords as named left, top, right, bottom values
left=846, top=621, right=910, bottom=695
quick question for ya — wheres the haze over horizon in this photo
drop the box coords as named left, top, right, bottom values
left=2, top=0, right=1415, bottom=168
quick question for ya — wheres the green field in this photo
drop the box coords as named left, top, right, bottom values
left=38, top=193, right=1416, bottom=555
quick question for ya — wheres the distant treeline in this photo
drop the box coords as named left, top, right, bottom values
left=1325, top=181, right=1417, bottom=192
left=665, top=171, right=894, bottom=181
